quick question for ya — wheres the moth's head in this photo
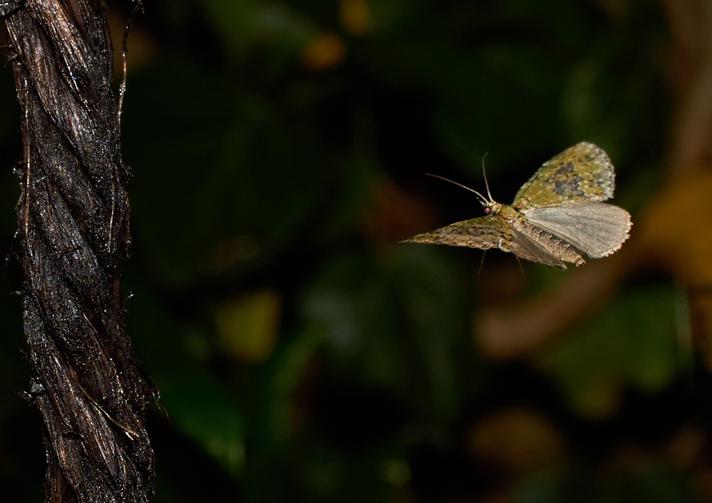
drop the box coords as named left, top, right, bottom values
left=483, top=201, right=502, bottom=216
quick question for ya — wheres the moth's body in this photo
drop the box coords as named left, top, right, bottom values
left=497, top=204, right=586, bottom=267
left=405, top=142, right=632, bottom=268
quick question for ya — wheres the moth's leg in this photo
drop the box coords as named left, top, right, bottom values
left=476, top=250, right=487, bottom=278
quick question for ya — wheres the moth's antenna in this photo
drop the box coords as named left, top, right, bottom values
left=424, top=173, right=490, bottom=207
left=481, top=152, right=494, bottom=202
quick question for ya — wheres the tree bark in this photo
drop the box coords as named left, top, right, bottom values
left=1, top=1, right=154, bottom=501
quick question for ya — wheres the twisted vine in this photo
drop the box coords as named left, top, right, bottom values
left=2, top=1, right=154, bottom=501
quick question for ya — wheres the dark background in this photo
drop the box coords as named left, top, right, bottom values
left=3, top=0, right=712, bottom=501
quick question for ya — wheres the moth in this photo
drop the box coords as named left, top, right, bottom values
left=404, top=142, right=632, bottom=268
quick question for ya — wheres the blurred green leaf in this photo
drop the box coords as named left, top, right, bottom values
left=562, top=26, right=667, bottom=165
left=299, top=245, right=478, bottom=425
left=249, top=326, right=322, bottom=457
left=534, top=284, right=679, bottom=418
left=160, top=371, right=245, bottom=476
left=125, top=57, right=333, bottom=285
left=201, top=0, right=315, bottom=71
left=128, top=288, right=245, bottom=475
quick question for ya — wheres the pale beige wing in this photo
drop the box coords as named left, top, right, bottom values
left=523, top=202, right=631, bottom=258
left=513, top=142, right=615, bottom=210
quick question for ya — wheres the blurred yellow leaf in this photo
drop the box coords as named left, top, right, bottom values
left=638, top=169, right=712, bottom=367
left=301, top=31, right=346, bottom=71
left=639, top=169, right=712, bottom=283
left=215, top=291, right=281, bottom=362
left=340, top=0, right=372, bottom=35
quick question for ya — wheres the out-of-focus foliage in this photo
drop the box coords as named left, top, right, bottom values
left=2, top=0, right=710, bottom=501
left=535, top=285, right=680, bottom=418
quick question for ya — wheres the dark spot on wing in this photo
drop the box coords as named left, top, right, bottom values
left=554, top=177, right=584, bottom=196
left=554, top=162, right=575, bottom=176
left=543, top=162, right=584, bottom=196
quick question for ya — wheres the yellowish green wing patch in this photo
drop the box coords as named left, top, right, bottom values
left=513, top=142, right=615, bottom=210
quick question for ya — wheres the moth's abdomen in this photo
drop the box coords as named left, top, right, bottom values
left=512, top=217, right=585, bottom=267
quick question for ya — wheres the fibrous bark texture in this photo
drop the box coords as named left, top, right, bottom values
left=2, top=1, right=154, bottom=501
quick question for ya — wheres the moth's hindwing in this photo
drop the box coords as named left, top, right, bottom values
left=513, top=142, right=615, bottom=210
left=404, top=215, right=512, bottom=250
left=523, top=202, right=632, bottom=258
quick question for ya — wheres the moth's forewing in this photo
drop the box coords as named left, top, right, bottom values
left=513, top=142, right=615, bottom=210
left=404, top=215, right=512, bottom=250
left=522, top=202, right=632, bottom=258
